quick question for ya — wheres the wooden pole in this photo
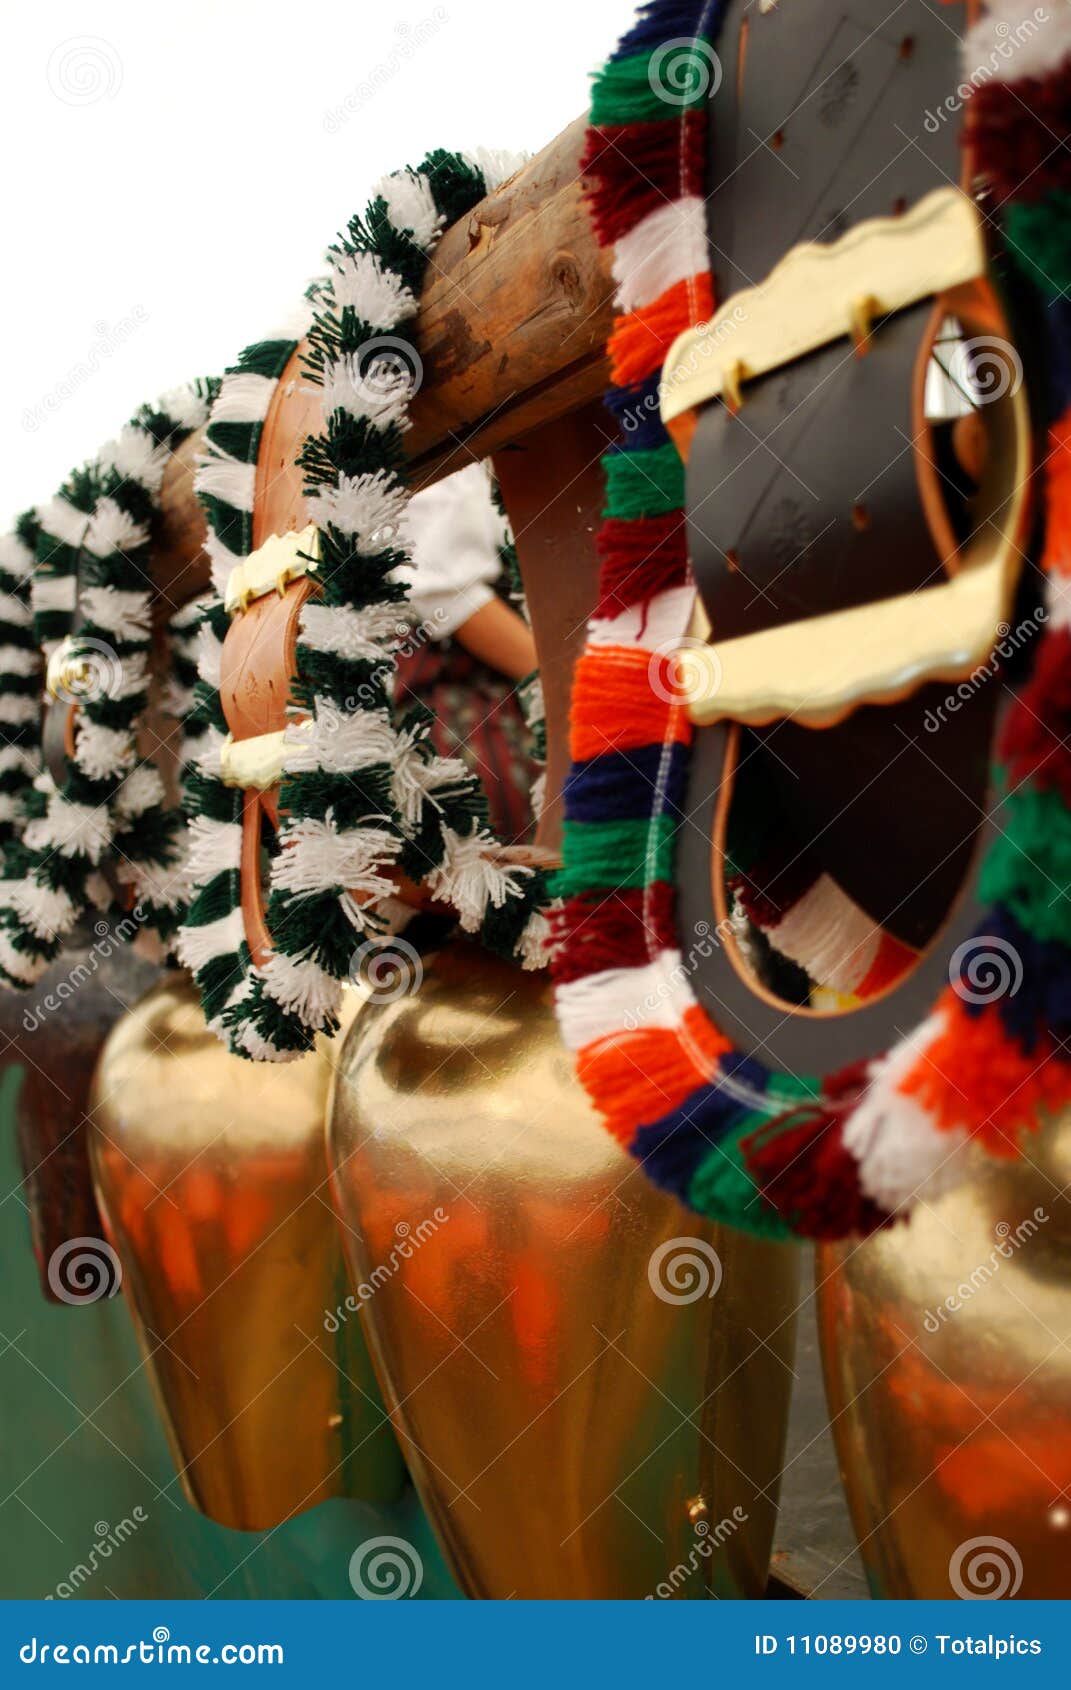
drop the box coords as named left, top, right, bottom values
left=153, top=115, right=612, bottom=599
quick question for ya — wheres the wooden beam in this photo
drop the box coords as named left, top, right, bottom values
left=154, top=115, right=611, bottom=597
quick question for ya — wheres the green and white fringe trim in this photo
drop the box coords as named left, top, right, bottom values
left=178, top=148, right=551, bottom=1062
left=0, top=379, right=219, bottom=987
left=0, top=509, right=45, bottom=850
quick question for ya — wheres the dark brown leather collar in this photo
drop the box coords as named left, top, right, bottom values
left=678, top=0, right=1043, bottom=1064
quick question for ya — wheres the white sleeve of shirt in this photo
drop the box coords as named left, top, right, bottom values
left=400, top=461, right=507, bottom=640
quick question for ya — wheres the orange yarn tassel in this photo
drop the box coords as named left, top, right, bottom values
left=609, top=273, right=715, bottom=388
left=577, top=1009, right=730, bottom=1146
left=898, top=990, right=1071, bottom=1153
left=570, top=647, right=692, bottom=762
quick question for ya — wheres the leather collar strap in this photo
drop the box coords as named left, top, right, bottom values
left=553, top=0, right=1071, bottom=1242
left=678, top=0, right=1035, bottom=1035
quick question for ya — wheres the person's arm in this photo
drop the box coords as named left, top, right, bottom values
left=403, top=464, right=537, bottom=681
left=452, top=596, right=537, bottom=680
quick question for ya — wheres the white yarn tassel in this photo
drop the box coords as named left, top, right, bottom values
left=427, top=827, right=534, bottom=932
left=842, top=1011, right=968, bottom=1213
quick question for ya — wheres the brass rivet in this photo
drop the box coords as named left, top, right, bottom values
left=850, top=295, right=880, bottom=356
left=724, top=362, right=747, bottom=413
left=686, top=1496, right=708, bottom=1525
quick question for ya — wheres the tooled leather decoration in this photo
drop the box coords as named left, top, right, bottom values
left=553, top=0, right=1071, bottom=1240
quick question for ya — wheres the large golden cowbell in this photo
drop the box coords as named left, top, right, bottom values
left=88, top=974, right=406, bottom=1531
left=817, top=1115, right=1071, bottom=1599
left=328, top=938, right=799, bottom=1599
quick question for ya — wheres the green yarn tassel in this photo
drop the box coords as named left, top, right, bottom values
left=979, top=785, right=1071, bottom=945
left=604, top=444, right=685, bottom=521
left=590, top=47, right=713, bottom=127
left=686, top=1078, right=817, bottom=1242
left=555, top=815, right=676, bottom=897
left=1003, top=194, right=1071, bottom=304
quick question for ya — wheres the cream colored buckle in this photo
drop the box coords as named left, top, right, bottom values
left=660, top=188, right=985, bottom=424
left=219, top=721, right=312, bottom=790
left=678, top=552, right=1025, bottom=730
left=224, top=524, right=321, bottom=617
left=664, top=186, right=1034, bottom=729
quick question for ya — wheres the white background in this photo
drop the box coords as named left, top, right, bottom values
left=0, top=0, right=626, bottom=518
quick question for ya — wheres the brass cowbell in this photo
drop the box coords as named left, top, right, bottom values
left=328, top=938, right=800, bottom=1599
left=89, top=973, right=406, bottom=1531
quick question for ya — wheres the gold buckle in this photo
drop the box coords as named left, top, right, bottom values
left=661, top=188, right=1033, bottom=729
left=660, top=188, right=985, bottom=424
left=45, top=636, right=92, bottom=702
left=219, top=722, right=312, bottom=790
left=224, top=524, right=321, bottom=617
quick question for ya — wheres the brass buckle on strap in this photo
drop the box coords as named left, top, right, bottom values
left=660, top=188, right=1033, bottom=730
left=660, top=188, right=985, bottom=422
left=218, top=721, right=312, bottom=790
left=223, top=524, right=321, bottom=617
left=45, top=636, right=96, bottom=701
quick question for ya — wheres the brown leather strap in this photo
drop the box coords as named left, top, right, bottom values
left=678, top=0, right=1038, bottom=1061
